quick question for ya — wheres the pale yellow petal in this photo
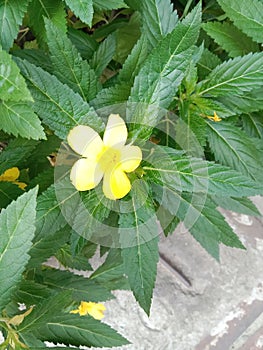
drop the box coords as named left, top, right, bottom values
left=119, top=145, right=142, bottom=173
left=103, top=168, right=131, bottom=200
left=103, top=114, right=127, bottom=147
left=0, top=167, right=20, bottom=182
left=70, top=158, right=103, bottom=191
left=68, top=125, right=104, bottom=158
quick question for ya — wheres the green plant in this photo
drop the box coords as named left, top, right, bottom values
left=0, top=0, right=262, bottom=348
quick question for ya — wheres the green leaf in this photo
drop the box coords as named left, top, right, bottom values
left=55, top=244, right=93, bottom=271
left=68, top=27, right=99, bottom=60
left=127, top=3, right=202, bottom=141
left=0, top=187, right=38, bottom=312
left=14, top=280, right=51, bottom=305
left=213, top=196, right=261, bottom=217
left=0, top=100, right=46, bottom=140
left=0, top=182, right=23, bottom=209
left=127, top=0, right=178, bottom=49
left=0, top=137, right=38, bottom=175
left=28, top=226, right=71, bottom=268
left=90, top=249, right=129, bottom=290
left=27, top=0, right=66, bottom=47
left=45, top=19, right=100, bottom=101
left=93, top=0, right=127, bottom=10
left=114, top=12, right=141, bottom=64
left=197, top=48, right=221, bottom=80
left=153, top=185, right=245, bottom=260
left=0, top=0, right=30, bottom=50
left=242, top=113, right=263, bottom=138
left=42, top=269, right=113, bottom=302
left=119, top=181, right=159, bottom=315
left=206, top=121, right=263, bottom=182
left=0, top=50, right=32, bottom=101
left=64, top=0, right=93, bottom=26
left=197, top=52, right=263, bottom=97
left=218, top=0, right=263, bottom=44
left=90, top=33, right=116, bottom=77
left=202, top=21, right=259, bottom=57
left=12, top=48, right=53, bottom=72
left=143, top=145, right=263, bottom=197
left=15, top=58, right=104, bottom=139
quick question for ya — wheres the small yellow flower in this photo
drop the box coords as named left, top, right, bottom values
left=68, top=114, right=142, bottom=200
left=207, top=111, right=222, bottom=122
left=70, top=301, right=106, bottom=320
left=0, top=167, right=27, bottom=190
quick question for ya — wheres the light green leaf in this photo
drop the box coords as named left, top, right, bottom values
left=0, top=100, right=46, bottom=140
left=126, top=0, right=178, bottom=49
left=143, top=145, right=263, bottom=197
left=203, top=21, right=259, bottom=57
left=45, top=19, right=100, bottom=101
left=0, top=50, right=32, bottom=101
left=0, top=187, right=38, bottom=312
left=206, top=121, right=263, bottom=182
left=90, top=33, right=116, bottom=77
left=197, top=52, right=263, bottom=97
left=119, top=181, right=159, bottom=315
left=0, top=0, right=29, bottom=50
left=197, top=48, right=221, bottom=80
left=27, top=0, right=66, bottom=47
left=242, top=113, right=263, bottom=139
left=64, top=0, right=93, bottom=26
left=15, top=58, right=104, bottom=139
left=218, top=0, right=263, bottom=43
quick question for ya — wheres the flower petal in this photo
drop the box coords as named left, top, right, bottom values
left=70, top=158, right=103, bottom=191
left=103, top=114, right=127, bottom=147
left=119, top=145, right=142, bottom=173
left=0, top=167, right=20, bottom=182
left=103, top=168, right=131, bottom=200
left=68, top=125, right=103, bottom=158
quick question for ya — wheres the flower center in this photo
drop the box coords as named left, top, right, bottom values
left=97, top=146, right=121, bottom=172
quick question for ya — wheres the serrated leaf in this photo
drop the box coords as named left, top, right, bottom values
left=14, top=280, right=51, bottom=305
left=119, top=181, right=159, bottom=314
left=242, top=113, right=263, bottom=138
left=15, top=58, right=104, bottom=139
left=65, top=0, right=93, bottom=26
left=0, top=187, right=38, bottom=312
left=0, top=49, right=32, bottom=101
left=0, top=137, right=38, bottom=175
left=127, top=3, right=201, bottom=141
left=0, top=182, right=23, bottom=208
left=153, top=185, right=245, bottom=260
left=206, top=121, right=263, bottom=182
left=0, top=0, right=30, bottom=50
left=197, top=52, right=263, bottom=97
left=213, top=196, right=261, bottom=217
left=28, top=226, right=71, bottom=268
left=42, top=269, right=113, bottom=302
left=90, top=33, right=116, bottom=77
left=68, top=27, right=99, bottom=60
left=127, top=0, right=178, bottom=49
left=55, top=244, right=93, bottom=271
left=197, top=48, right=221, bottom=80
left=218, top=0, right=263, bottom=44
left=90, top=249, right=129, bottom=290
left=45, top=19, right=100, bottom=101
left=0, top=100, right=46, bottom=139
left=202, top=21, right=259, bottom=57
left=27, top=0, right=66, bottom=47
left=12, top=48, right=53, bottom=72
left=143, top=145, right=263, bottom=197
left=93, top=0, right=127, bottom=10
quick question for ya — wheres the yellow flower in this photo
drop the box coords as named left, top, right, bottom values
left=70, top=301, right=106, bottom=320
left=207, top=111, right=222, bottom=122
left=0, top=167, right=27, bottom=190
left=68, top=114, right=142, bottom=200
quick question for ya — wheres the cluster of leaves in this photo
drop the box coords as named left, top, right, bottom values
left=0, top=0, right=263, bottom=348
